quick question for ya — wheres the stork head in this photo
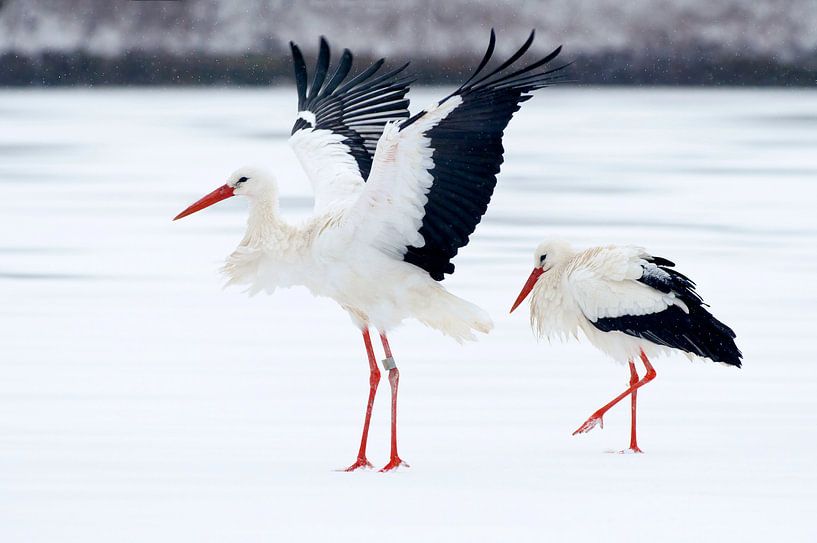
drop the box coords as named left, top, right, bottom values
left=173, top=166, right=276, bottom=221
left=510, top=239, right=573, bottom=313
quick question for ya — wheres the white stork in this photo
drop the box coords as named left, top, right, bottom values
left=173, top=31, right=566, bottom=471
left=510, top=240, right=742, bottom=453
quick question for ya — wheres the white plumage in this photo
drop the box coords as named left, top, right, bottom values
left=174, top=31, right=565, bottom=470
left=510, top=239, right=741, bottom=452
left=527, top=242, right=689, bottom=362
left=222, top=111, right=490, bottom=340
left=288, top=128, right=363, bottom=211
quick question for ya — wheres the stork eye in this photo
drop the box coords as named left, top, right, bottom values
left=236, top=176, right=249, bottom=184
left=539, top=254, right=547, bottom=264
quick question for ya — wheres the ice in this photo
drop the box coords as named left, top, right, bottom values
left=1, top=87, right=816, bottom=541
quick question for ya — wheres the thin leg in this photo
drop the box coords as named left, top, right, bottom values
left=379, top=333, right=408, bottom=472
left=573, top=350, right=656, bottom=435
left=624, top=360, right=644, bottom=453
left=342, top=329, right=381, bottom=471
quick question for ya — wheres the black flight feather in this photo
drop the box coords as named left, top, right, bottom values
left=591, top=257, right=742, bottom=367
left=400, top=30, right=567, bottom=281
left=289, top=37, right=412, bottom=180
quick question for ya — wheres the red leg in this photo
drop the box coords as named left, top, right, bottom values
left=342, top=329, right=381, bottom=471
left=573, top=350, right=656, bottom=436
left=623, top=360, right=644, bottom=453
left=379, top=333, right=409, bottom=472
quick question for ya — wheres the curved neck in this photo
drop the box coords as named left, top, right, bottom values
left=243, top=190, right=288, bottom=246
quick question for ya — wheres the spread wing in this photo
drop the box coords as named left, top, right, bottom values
left=348, top=30, right=567, bottom=280
left=288, top=37, right=412, bottom=211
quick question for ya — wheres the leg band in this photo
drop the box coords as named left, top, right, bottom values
left=381, top=356, right=397, bottom=371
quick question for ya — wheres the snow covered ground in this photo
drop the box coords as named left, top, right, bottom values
left=1, top=87, right=816, bottom=541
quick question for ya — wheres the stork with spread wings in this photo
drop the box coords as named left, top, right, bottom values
left=174, top=31, right=567, bottom=471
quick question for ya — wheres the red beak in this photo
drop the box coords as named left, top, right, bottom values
left=510, top=267, right=544, bottom=314
left=173, top=184, right=235, bottom=221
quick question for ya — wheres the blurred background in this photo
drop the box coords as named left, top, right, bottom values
left=1, top=0, right=816, bottom=86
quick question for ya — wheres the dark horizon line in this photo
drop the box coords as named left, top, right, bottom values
left=1, top=51, right=814, bottom=87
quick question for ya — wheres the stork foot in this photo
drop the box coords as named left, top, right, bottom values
left=572, top=412, right=604, bottom=435
left=606, top=447, right=644, bottom=454
left=340, top=458, right=373, bottom=472
left=379, top=457, right=409, bottom=472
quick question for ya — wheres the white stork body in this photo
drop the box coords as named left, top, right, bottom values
left=219, top=170, right=491, bottom=338
left=527, top=243, right=696, bottom=362
left=174, top=31, right=566, bottom=470
left=220, top=102, right=491, bottom=339
left=511, top=240, right=742, bottom=452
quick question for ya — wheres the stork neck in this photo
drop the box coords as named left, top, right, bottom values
left=243, top=192, right=287, bottom=245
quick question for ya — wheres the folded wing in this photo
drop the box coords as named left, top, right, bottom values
left=567, top=246, right=742, bottom=365
left=566, top=246, right=688, bottom=321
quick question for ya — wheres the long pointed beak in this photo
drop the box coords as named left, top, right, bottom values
left=510, top=267, right=544, bottom=314
left=173, top=184, right=235, bottom=221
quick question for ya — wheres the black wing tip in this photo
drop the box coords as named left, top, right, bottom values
left=488, top=28, right=497, bottom=44
left=731, top=347, right=744, bottom=367
left=304, top=36, right=333, bottom=104
left=518, top=29, right=536, bottom=54
left=317, top=36, right=330, bottom=63
left=697, top=307, right=743, bottom=367
left=454, top=30, right=565, bottom=95
left=394, top=61, right=411, bottom=75
left=290, top=41, right=308, bottom=110
left=381, top=60, right=410, bottom=76
left=451, top=28, right=498, bottom=97
left=634, top=257, right=741, bottom=366
left=317, top=36, right=330, bottom=59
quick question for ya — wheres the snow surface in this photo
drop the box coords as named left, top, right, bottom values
left=1, top=87, right=817, bottom=541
